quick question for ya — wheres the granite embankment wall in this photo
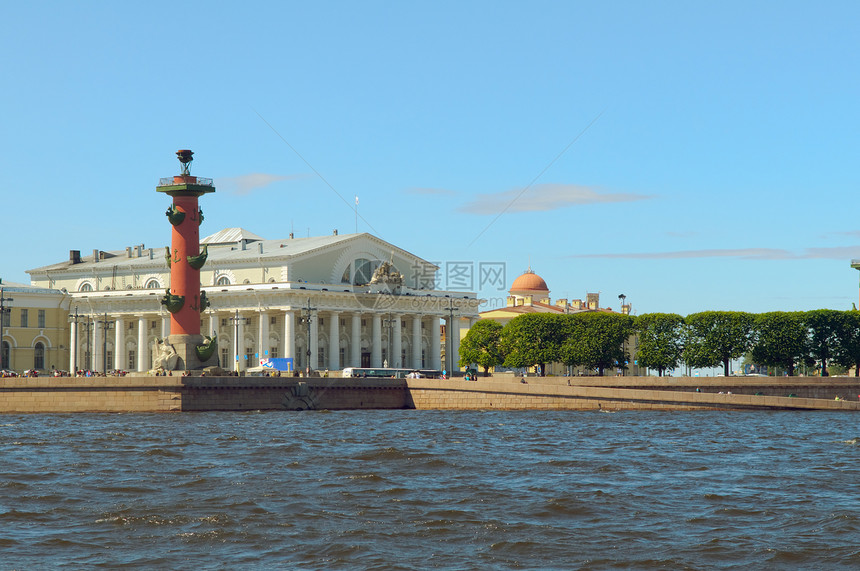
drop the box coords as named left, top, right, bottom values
left=0, top=375, right=858, bottom=413
left=405, top=377, right=860, bottom=411
left=0, top=377, right=409, bottom=413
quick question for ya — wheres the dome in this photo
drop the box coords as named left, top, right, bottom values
left=509, top=269, right=549, bottom=295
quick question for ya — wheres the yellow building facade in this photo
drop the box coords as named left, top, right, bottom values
left=0, top=281, right=70, bottom=374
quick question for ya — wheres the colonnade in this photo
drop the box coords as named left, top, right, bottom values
left=68, top=308, right=451, bottom=374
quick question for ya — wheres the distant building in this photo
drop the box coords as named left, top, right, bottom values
left=463, top=268, right=639, bottom=376
left=0, top=281, right=69, bottom=373
left=27, top=229, right=478, bottom=374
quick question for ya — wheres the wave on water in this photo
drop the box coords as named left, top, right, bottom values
left=0, top=410, right=858, bottom=569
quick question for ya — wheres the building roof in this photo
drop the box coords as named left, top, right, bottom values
left=509, top=269, right=549, bottom=295
left=201, top=227, right=265, bottom=245
left=26, top=229, right=439, bottom=283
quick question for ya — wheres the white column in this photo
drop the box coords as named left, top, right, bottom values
left=207, top=312, right=217, bottom=337
left=449, top=315, right=461, bottom=373
left=137, top=317, right=148, bottom=372
left=93, top=319, right=103, bottom=373
left=258, top=311, right=269, bottom=364
left=412, top=315, right=422, bottom=369
left=236, top=314, right=246, bottom=371
left=328, top=311, right=340, bottom=371
left=69, top=321, right=78, bottom=373
left=371, top=314, right=382, bottom=367
left=392, top=315, right=402, bottom=368
left=161, top=315, right=170, bottom=339
left=430, top=316, right=441, bottom=371
left=309, top=312, right=319, bottom=371
left=114, top=318, right=123, bottom=371
left=350, top=313, right=361, bottom=367
left=284, top=310, right=295, bottom=362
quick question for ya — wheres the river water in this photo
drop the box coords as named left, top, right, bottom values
left=1, top=410, right=858, bottom=569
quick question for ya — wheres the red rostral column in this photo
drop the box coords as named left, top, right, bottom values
left=156, top=150, right=216, bottom=369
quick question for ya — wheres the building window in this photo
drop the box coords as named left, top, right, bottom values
left=128, top=350, right=136, bottom=370
left=1, top=310, right=9, bottom=327
left=34, top=342, right=45, bottom=370
left=38, top=310, right=46, bottom=329
left=79, top=283, right=94, bottom=292
left=106, top=351, right=113, bottom=371
left=402, top=349, right=407, bottom=368
left=221, top=347, right=229, bottom=369
left=1, top=341, right=9, bottom=368
left=422, top=349, right=426, bottom=368
left=319, top=318, right=324, bottom=326
left=246, top=348, right=254, bottom=366
left=221, top=318, right=228, bottom=327
left=318, top=347, right=325, bottom=369
left=270, top=316, right=277, bottom=325
left=144, top=279, right=161, bottom=289
left=20, top=309, right=28, bottom=328
left=340, top=347, right=345, bottom=369
left=128, top=321, right=134, bottom=330
left=340, top=318, right=346, bottom=327
left=216, top=275, right=231, bottom=286
left=270, top=347, right=278, bottom=359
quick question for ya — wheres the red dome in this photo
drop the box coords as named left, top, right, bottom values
left=510, top=270, right=549, bottom=294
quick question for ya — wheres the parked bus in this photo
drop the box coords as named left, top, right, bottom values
left=342, top=367, right=441, bottom=379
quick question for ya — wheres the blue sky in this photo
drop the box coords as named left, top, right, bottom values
left=2, top=1, right=859, bottom=316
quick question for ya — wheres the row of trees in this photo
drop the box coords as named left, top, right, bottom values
left=458, top=310, right=860, bottom=377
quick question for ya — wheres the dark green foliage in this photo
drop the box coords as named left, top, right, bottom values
left=458, top=319, right=504, bottom=376
left=750, top=312, right=809, bottom=376
left=831, top=311, right=860, bottom=377
left=560, top=312, right=634, bottom=376
left=805, top=309, right=844, bottom=376
left=500, top=313, right=566, bottom=376
left=684, top=311, right=754, bottom=376
left=634, top=313, right=685, bottom=377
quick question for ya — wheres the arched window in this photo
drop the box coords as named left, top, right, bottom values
left=79, top=283, right=94, bottom=292
left=34, top=342, right=45, bottom=370
left=216, top=275, right=231, bottom=286
left=352, top=258, right=380, bottom=286
left=145, top=279, right=161, bottom=289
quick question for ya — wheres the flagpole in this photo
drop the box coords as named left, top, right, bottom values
left=354, top=195, right=358, bottom=233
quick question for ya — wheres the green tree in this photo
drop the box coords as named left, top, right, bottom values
left=750, top=312, right=809, bottom=376
left=634, top=313, right=685, bottom=377
left=500, top=313, right=565, bottom=376
left=458, top=319, right=504, bottom=376
left=832, top=310, right=860, bottom=376
left=560, top=313, right=635, bottom=376
left=806, top=309, right=844, bottom=376
left=684, top=311, right=754, bottom=376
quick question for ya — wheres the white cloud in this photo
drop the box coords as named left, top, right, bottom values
left=458, top=183, right=652, bottom=215
left=216, top=173, right=306, bottom=195
left=570, top=245, right=860, bottom=261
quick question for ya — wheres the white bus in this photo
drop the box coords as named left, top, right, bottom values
left=342, top=367, right=441, bottom=379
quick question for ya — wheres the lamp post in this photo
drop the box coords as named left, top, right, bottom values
left=229, top=309, right=250, bottom=374
left=97, top=313, right=115, bottom=374
left=0, top=288, right=12, bottom=371
left=67, top=306, right=85, bottom=374
left=383, top=311, right=395, bottom=368
left=300, top=298, right=317, bottom=375
left=445, top=298, right=459, bottom=376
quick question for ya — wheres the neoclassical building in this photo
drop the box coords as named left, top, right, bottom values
left=0, top=281, right=70, bottom=373
left=27, top=229, right=479, bottom=374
